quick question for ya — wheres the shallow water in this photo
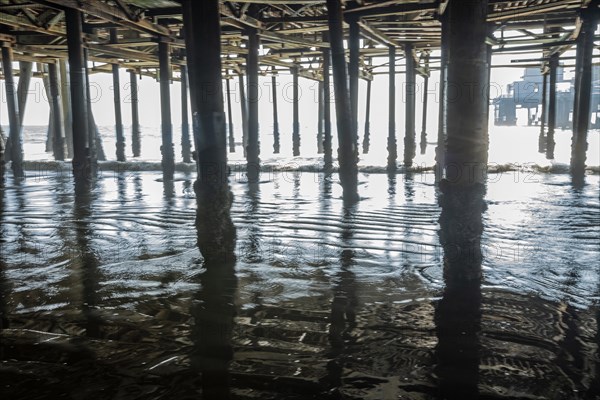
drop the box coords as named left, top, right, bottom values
left=0, top=167, right=598, bottom=399
left=18, top=124, right=600, bottom=170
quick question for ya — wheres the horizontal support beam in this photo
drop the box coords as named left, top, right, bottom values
left=358, top=20, right=398, bottom=47
left=37, top=0, right=170, bottom=36
left=261, top=30, right=329, bottom=48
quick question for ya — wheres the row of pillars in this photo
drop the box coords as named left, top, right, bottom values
left=1, top=1, right=596, bottom=193
left=0, top=11, right=192, bottom=183
left=0, top=20, right=152, bottom=182
left=537, top=2, right=599, bottom=178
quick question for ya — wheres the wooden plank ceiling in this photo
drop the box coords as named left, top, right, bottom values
left=0, top=0, right=594, bottom=80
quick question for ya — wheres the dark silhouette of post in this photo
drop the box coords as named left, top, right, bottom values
left=1, top=46, right=24, bottom=178
left=65, top=9, right=91, bottom=180
left=246, top=26, right=260, bottom=181
left=348, top=16, right=360, bottom=146
left=159, top=40, right=175, bottom=180
left=326, top=0, right=358, bottom=201
left=226, top=77, right=236, bottom=153
left=292, top=65, right=301, bottom=156
left=271, top=69, right=280, bottom=154
left=323, top=37, right=333, bottom=168
left=436, top=13, right=448, bottom=180
left=317, top=80, right=325, bottom=154
left=181, top=65, right=192, bottom=163
left=387, top=45, right=397, bottom=171
left=546, top=53, right=558, bottom=160
left=420, top=54, right=430, bottom=155
left=83, top=48, right=97, bottom=168
left=444, top=0, right=490, bottom=186
left=363, top=79, right=372, bottom=154
left=48, top=62, right=65, bottom=161
left=59, top=60, right=74, bottom=159
left=483, top=28, right=493, bottom=167
left=17, top=61, right=33, bottom=134
left=182, top=0, right=228, bottom=187
left=110, top=29, right=126, bottom=162
left=239, top=73, right=248, bottom=157
left=129, top=70, right=141, bottom=157
left=185, top=7, right=237, bottom=393
left=83, top=47, right=105, bottom=165
left=539, top=72, right=548, bottom=153
left=571, top=3, right=597, bottom=176
left=41, top=65, right=55, bottom=154
left=572, top=24, right=585, bottom=136
left=404, top=43, right=417, bottom=167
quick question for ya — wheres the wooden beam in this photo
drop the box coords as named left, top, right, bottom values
left=37, top=0, right=170, bottom=36
left=358, top=20, right=398, bottom=47
left=261, top=30, right=329, bottom=48
left=345, top=2, right=436, bottom=18
left=488, top=1, right=581, bottom=22
left=0, top=11, right=65, bottom=35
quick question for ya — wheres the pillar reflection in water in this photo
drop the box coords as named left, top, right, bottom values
left=191, top=180, right=237, bottom=400
left=73, top=181, right=102, bottom=338
left=589, top=303, right=600, bottom=398
left=0, top=183, right=8, bottom=333
left=243, top=182, right=262, bottom=263
left=434, top=180, right=486, bottom=399
left=326, top=202, right=358, bottom=396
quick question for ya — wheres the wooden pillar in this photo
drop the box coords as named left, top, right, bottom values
left=65, top=9, right=90, bottom=179
left=110, top=29, right=125, bottom=162
left=1, top=45, right=23, bottom=177
left=571, top=4, right=597, bottom=175
left=436, top=13, right=449, bottom=179
left=181, top=64, right=192, bottom=163
left=83, top=50, right=105, bottom=163
left=226, top=77, right=236, bottom=153
left=444, top=0, right=489, bottom=186
left=323, top=37, right=333, bottom=167
left=182, top=0, right=228, bottom=187
left=326, top=0, right=358, bottom=200
left=348, top=16, right=360, bottom=145
left=129, top=70, right=141, bottom=157
left=483, top=38, right=493, bottom=166
left=546, top=53, right=558, bottom=160
left=387, top=45, right=397, bottom=171
left=292, top=65, right=300, bottom=156
left=362, top=79, right=372, bottom=154
left=83, top=48, right=99, bottom=167
left=17, top=61, right=33, bottom=132
left=572, top=28, right=585, bottom=135
left=239, top=74, right=248, bottom=157
left=420, top=56, right=430, bottom=155
left=317, top=80, right=324, bottom=154
left=40, top=64, right=55, bottom=154
left=159, top=40, right=175, bottom=180
left=246, top=26, right=260, bottom=178
left=59, top=60, right=74, bottom=159
left=538, top=72, right=548, bottom=153
left=404, top=43, right=417, bottom=167
left=89, top=111, right=106, bottom=162
left=48, top=62, right=65, bottom=161
left=271, top=69, right=280, bottom=154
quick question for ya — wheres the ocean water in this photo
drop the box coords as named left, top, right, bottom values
left=16, top=123, right=600, bottom=170
left=0, top=122, right=599, bottom=399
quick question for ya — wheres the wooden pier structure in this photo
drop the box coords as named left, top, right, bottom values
left=0, top=0, right=598, bottom=194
